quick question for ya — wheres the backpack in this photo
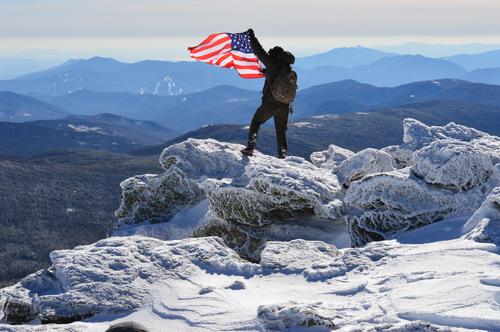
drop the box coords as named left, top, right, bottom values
left=271, top=66, right=297, bottom=104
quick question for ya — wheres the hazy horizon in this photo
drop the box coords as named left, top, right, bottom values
left=2, top=0, right=500, bottom=62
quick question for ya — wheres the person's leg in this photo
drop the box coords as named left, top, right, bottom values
left=274, top=106, right=289, bottom=158
left=247, top=103, right=274, bottom=149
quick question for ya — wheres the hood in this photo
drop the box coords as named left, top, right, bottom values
left=276, top=50, right=295, bottom=65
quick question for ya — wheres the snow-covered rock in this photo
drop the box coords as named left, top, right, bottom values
left=381, top=145, right=414, bottom=169
left=1, top=232, right=499, bottom=331
left=342, top=120, right=500, bottom=246
left=257, top=302, right=335, bottom=330
left=0, top=236, right=258, bottom=325
left=115, top=170, right=204, bottom=225
left=412, top=140, right=493, bottom=190
left=343, top=167, right=495, bottom=247
left=402, top=118, right=500, bottom=164
left=117, top=138, right=344, bottom=259
left=310, top=144, right=355, bottom=171
left=463, top=186, right=500, bottom=245
left=4, top=119, right=500, bottom=331
left=336, top=148, right=396, bottom=187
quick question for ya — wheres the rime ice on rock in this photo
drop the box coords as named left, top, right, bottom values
left=115, top=170, right=204, bottom=225
left=0, top=236, right=259, bottom=325
left=412, top=140, right=493, bottom=190
left=336, top=148, right=395, bottom=187
left=342, top=119, right=500, bottom=246
left=310, top=144, right=355, bottom=171
left=116, top=138, right=344, bottom=259
left=463, top=185, right=500, bottom=245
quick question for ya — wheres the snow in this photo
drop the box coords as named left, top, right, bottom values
left=310, top=144, right=355, bottom=171
left=293, top=121, right=319, bottom=128
left=336, top=148, right=395, bottom=187
left=412, top=139, right=493, bottom=190
left=463, top=185, right=500, bottom=245
left=1, top=119, right=500, bottom=331
left=67, top=124, right=105, bottom=134
left=1, top=226, right=498, bottom=331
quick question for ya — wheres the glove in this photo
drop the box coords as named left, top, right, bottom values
left=247, top=29, right=255, bottom=37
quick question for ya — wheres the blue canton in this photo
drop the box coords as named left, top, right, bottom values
left=228, top=32, right=253, bottom=53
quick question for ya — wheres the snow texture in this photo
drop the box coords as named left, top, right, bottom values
left=402, top=118, right=500, bottom=164
left=310, top=144, right=355, bottom=171
left=343, top=119, right=500, bottom=246
left=115, top=169, right=204, bottom=225
left=412, top=140, right=493, bottom=190
left=1, top=233, right=499, bottom=331
left=117, top=138, right=344, bottom=259
left=463, top=185, right=500, bottom=245
left=381, top=145, right=415, bottom=169
left=2, top=119, right=500, bottom=331
left=336, top=148, right=395, bottom=187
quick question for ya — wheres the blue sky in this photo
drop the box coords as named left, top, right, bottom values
left=1, top=0, right=500, bottom=60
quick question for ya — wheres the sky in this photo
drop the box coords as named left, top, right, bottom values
left=1, top=0, right=500, bottom=61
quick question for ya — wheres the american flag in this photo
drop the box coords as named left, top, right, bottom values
left=188, top=32, right=265, bottom=79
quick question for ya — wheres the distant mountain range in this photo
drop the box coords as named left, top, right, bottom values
left=3, top=46, right=500, bottom=96
left=0, top=91, right=67, bottom=122
left=443, top=49, right=500, bottom=70
left=294, top=46, right=397, bottom=68
left=296, top=79, right=500, bottom=116
left=0, top=57, right=261, bottom=96
left=0, top=113, right=175, bottom=156
left=35, top=86, right=261, bottom=132
left=5, top=79, right=500, bottom=134
left=133, top=100, right=500, bottom=158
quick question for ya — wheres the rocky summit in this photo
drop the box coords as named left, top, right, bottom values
left=1, top=118, right=499, bottom=331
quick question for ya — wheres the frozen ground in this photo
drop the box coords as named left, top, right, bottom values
left=1, top=119, right=499, bottom=331
left=1, top=215, right=498, bottom=331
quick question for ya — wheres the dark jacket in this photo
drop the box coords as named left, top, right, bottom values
left=249, top=34, right=295, bottom=104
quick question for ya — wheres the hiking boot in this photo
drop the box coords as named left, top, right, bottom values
left=241, top=147, right=254, bottom=156
left=277, top=148, right=287, bottom=159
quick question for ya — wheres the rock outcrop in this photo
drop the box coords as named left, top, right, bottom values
left=342, top=119, right=500, bottom=246
left=0, top=236, right=258, bottom=325
left=309, top=144, right=355, bottom=171
left=463, top=185, right=500, bottom=245
left=336, top=148, right=395, bottom=187
left=116, top=139, right=344, bottom=259
left=1, top=234, right=498, bottom=330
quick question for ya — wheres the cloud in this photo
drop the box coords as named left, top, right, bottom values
left=1, top=0, right=500, bottom=37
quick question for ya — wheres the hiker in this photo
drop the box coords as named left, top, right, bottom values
left=241, top=29, right=297, bottom=159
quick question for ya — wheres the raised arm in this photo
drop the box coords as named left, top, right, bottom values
left=248, top=29, right=272, bottom=68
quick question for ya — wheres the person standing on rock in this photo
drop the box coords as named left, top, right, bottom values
left=241, top=29, right=297, bottom=159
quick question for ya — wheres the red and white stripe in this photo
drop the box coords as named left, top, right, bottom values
left=188, top=33, right=265, bottom=79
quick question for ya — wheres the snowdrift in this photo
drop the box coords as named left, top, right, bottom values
left=1, top=118, right=499, bottom=331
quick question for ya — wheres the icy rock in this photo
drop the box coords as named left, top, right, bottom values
left=403, top=118, right=485, bottom=150
left=381, top=145, right=414, bottom=169
left=366, top=321, right=468, bottom=331
left=337, top=148, right=395, bottom=187
left=310, top=144, right=355, bottom=171
left=402, top=118, right=500, bottom=164
left=260, top=239, right=386, bottom=281
left=159, top=138, right=248, bottom=179
left=412, top=140, right=493, bottom=190
left=193, top=212, right=266, bottom=261
left=198, top=286, right=214, bottom=295
left=257, top=302, right=334, bottom=330
left=226, top=280, right=245, bottom=290
left=115, top=168, right=204, bottom=225
left=463, top=186, right=500, bottom=245
left=0, top=236, right=259, bottom=324
left=344, top=169, right=483, bottom=247
left=155, top=139, right=344, bottom=258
